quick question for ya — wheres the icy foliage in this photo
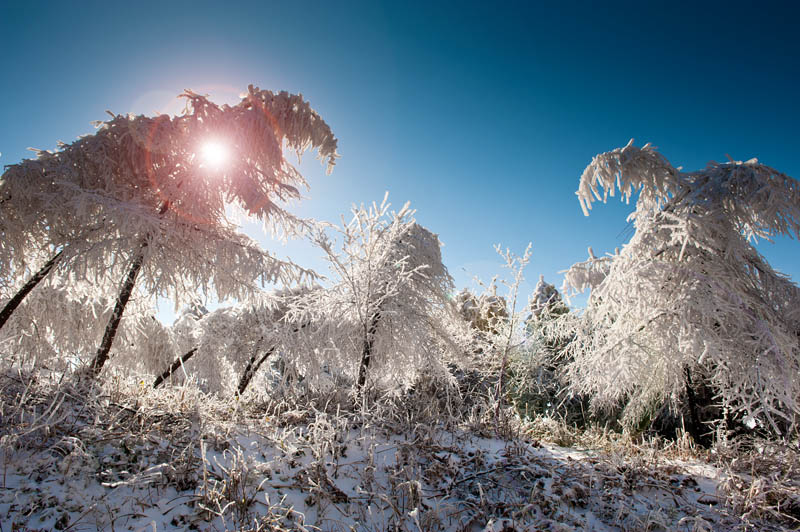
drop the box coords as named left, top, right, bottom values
left=0, top=85, right=338, bottom=310
left=288, top=195, right=467, bottom=394
left=165, top=288, right=311, bottom=395
left=560, top=250, right=615, bottom=304
left=528, top=275, right=569, bottom=322
left=0, top=281, right=174, bottom=372
left=577, top=139, right=682, bottom=217
left=561, top=142, right=800, bottom=435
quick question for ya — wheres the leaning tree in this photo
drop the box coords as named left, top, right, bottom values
left=0, top=85, right=338, bottom=375
left=560, top=140, right=800, bottom=439
left=153, top=287, right=312, bottom=396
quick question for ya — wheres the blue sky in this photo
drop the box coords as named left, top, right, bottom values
left=2, top=1, right=798, bottom=315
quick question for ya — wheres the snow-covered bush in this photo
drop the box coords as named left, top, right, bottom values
left=454, top=288, right=510, bottom=340
left=288, top=195, right=468, bottom=397
left=559, top=141, right=800, bottom=438
left=452, top=245, right=534, bottom=432
left=157, top=288, right=310, bottom=396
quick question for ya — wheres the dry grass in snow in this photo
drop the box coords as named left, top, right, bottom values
left=0, top=370, right=798, bottom=531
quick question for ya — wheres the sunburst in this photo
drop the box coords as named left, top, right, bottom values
left=199, top=140, right=229, bottom=169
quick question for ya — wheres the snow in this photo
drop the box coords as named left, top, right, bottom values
left=2, top=377, right=780, bottom=532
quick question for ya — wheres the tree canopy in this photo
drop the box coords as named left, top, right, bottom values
left=561, top=141, right=800, bottom=436
left=0, top=86, right=338, bottom=372
left=1, top=85, right=338, bottom=298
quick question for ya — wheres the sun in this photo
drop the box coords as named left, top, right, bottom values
left=200, top=140, right=229, bottom=169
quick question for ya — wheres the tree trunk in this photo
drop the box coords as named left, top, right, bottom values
left=237, top=323, right=307, bottom=396
left=356, top=311, right=381, bottom=393
left=89, top=244, right=147, bottom=376
left=683, top=366, right=710, bottom=447
left=237, top=346, right=276, bottom=396
left=0, top=250, right=63, bottom=332
left=153, top=348, right=198, bottom=388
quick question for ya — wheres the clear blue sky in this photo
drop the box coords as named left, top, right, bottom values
left=2, top=1, right=798, bottom=314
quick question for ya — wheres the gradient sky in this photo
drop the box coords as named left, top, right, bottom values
left=2, top=1, right=798, bottom=316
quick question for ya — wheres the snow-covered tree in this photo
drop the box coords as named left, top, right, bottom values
left=0, top=85, right=338, bottom=375
left=0, top=280, right=173, bottom=375
left=289, top=196, right=465, bottom=396
left=507, top=277, right=582, bottom=423
left=528, top=275, right=569, bottom=323
left=154, top=287, right=310, bottom=395
left=560, top=141, right=800, bottom=437
left=158, top=303, right=267, bottom=395
left=454, top=288, right=509, bottom=336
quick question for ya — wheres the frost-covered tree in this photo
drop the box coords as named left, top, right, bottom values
left=528, top=275, right=569, bottom=323
left=561, top=141, right=800, bottom=438
left=153, top=287, right=310, bottom=395
left=0, top=280, right=173, bottom=375
left=454, top=288, right=509, bottom=336
left=289, top=196, right=465, bottom=397
left=157, top=302, right=270, bottom=394
left=523, top=275, right=571, bottom=388
left=0, top=85, right=338, bottom=374
left=508, top=277, right=583, bottom=423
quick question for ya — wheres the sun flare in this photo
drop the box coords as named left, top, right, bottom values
left=200, top=141, right=229, bottom=169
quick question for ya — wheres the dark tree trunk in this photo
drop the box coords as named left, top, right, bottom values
left=0, top=250, right=63, bottom=332
left=89, top=245, right=147, bottom=376
left=356, top=311, right=381, bottom=393
left=237, top=346, right=276, bottom=396
left=237, top=324, right=307, bottom=396
left=684, top=366, right=710, bottom=447
left=153, top=348, right=198, bottom=388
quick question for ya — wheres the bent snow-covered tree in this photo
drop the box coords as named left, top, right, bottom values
left=562, top=141, right=800, bottom=438
left=156, top=287, right=311, bottom=395
left=0, top=85, right=338, bottom=374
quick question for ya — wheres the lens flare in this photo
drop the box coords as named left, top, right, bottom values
left=200, top=141, right=228, bottom=169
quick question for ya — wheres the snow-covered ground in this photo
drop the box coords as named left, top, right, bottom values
left=0, top=375, right=797, bottom=531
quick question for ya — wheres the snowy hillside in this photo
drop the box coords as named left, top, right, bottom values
left=1, top=373, right=797, bottom=531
